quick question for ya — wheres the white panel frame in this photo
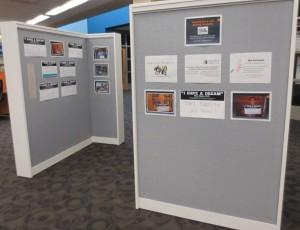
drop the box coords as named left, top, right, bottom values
left=130, top=0, right=298, bottom=229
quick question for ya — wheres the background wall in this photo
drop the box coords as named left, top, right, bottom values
left=59, top=19, right=88, bottom=34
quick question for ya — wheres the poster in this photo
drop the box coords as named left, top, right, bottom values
left=39, top=82, right=59, bottom=101
left=185, top=54, right=221, bottom=83
left=95, top=63, right=109, bottom=77
left=180, top=91, right=225, bottom=119
left=23, top=37, right=47, bottom=57
left=68, top=42, right=83, bottom=58
left=94, top=80, right=110, bottom=94
left=61, top=80, right=77, bottom=97
left=185, top=15, right=222, bottom=46
left=145, top=90, right=176, bottom=116
left=145, top=55, right=177, bottom=83
left=231, top=92, right=271, bottom=121
left=230, top=52, right=272, bottom=83
left=94, top=47, right=109, bottom=60
left=50, top=41, right=64, bottom=57
left=59, top=61, right=76, bottom=77
left=41, top=61, right=58, bottom=78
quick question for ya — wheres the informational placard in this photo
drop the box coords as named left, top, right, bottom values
left=231, top=92, right=271, bottom=121
left=185, top=54, right=221, bottom=83
left=50, top=41, right=65, bottom=57
left=94, top=80, right=110, bottom=94
left=180, top=91, right=225, bottom=119
left=61, top=80, right=77, bottom=97
left=68, top=42, right=83, bottom=58
left=39, top=82, right=59, bottom=101
left=230, top=52, right=272, bottom=83
left=41, top=61, right=58, bottom=79
left=145, top=90, right=176, bottom=116
left=94, top=47, right=109, bottom=60
left=145, top=55, right=177, bottom=82
left=94, top=63, right=109, bottom=77
left=23, top=37, right=47, bottom=57
left=185, top=15, right=222, bottom=46
left=59, top=61, right=76, bottom=77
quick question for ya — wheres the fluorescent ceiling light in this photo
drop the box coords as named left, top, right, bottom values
left=46, top=0, right=89, bottom=16
left=26, top=15, right=50, bottom=25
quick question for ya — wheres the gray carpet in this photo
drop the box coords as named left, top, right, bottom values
left=0, top=91, right=299, bottom=230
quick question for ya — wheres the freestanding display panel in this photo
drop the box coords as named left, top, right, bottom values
left=130, top=0, right=298, bottom=229
left=0, top=22, right=124, bottom=178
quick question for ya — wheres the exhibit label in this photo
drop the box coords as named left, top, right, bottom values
left=68, top=42, right=83, bottom=58
left=41, top=61, right=58, bottom=79
left=24, top=37, right=47, bottom=57
left=230, top=52, right=272, bottom=83
left=185, top=54, right=221, bottom=83
left=61, top=80, right=77, bottom=97
left=180, top=91, right=225, bottom=119
left=39, top=82, right=59, bottom=101
left=145, top=90, right=176, bottom=116
left=59, top=61, right=76, bottom=77
left=185, top=15, right=222, bottom=46
left=145, top=55, right=177, bottom=83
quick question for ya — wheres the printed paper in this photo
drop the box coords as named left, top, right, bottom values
left=39, top=82, right=59, bottom=101
left=59, top=61, right=76, bottom=77
left=41, top=61, right=58, bottom=79
left=24, top=37, right=47, bottom=57
left=61, top=80, right=77, bottom=97
left=68, top=42, right=83, bottom=58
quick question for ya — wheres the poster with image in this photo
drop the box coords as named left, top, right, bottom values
left=39, top=82, right=59, bottom=101
left=24, top=37, right=47, bottom=57
left=95, top=63, right=109, bottom=77
left=68, top=42, right=83, bottom=58
left=185, top=54, right=221, bottom=83
left=94, top=80, right=110, bottom=94
left=59, top=61, right=76, bottom=77
left=180, top=91, right=225, bottom=119
left=50, top=41, right=64, bottom=57
left=230, top=52, right=272, bottom=83
left=231, top=92, right=271, bottom=121
left=185, top=15, right=222, bottom=46
left=94, top=47, right=109, bottom=60
left=145, top=90, right=176, bottom=116
left=145, top=56, right=177, bottom=83
left=61, top=80, right=77, bottom=97
left=41, top=61, right=58, bottom=78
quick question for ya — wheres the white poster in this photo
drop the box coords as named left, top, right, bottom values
left=145, top=55, right=177, bottom=83
left=68, top=42, right=83, bottom=58
left=61, top=80, right=77, bottom=97
left=59, top=61, right=76, bottom=77
left=24, top=37, right=47, bottom=57
left=185, top=54, right=221, bottom=83
left=39, top=82, right=59, bottom=101
left=41, top=61, right=58, bottom=79
left=180, top=91, right=225, bottom=119
left=230, top=52, right=272, bottom=83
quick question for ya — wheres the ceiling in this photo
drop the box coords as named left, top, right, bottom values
left=0, top=0, right=131, bottom=27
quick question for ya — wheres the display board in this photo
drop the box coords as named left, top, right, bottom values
left=130, top=0, right=297, bottom=229
left=0, top=22, right=124, bottom=178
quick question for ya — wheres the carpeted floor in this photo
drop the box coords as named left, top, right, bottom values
left=0, top=91, right=299, bottom=230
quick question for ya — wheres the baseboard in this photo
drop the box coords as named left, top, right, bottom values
left=91, top=136, right=122, bottom=145
left=138, top=197, right=279, bottom=230
left=31, top=137, right=92, bottom=176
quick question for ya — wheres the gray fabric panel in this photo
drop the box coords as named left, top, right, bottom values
left=88, top=38, right=117, bottom=138
left=18, top=29, right=91, bottom=166
left=133, top=0, right=293, bottom=224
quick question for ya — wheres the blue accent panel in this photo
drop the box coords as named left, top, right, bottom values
left=59, top=19, right=88, bottom=34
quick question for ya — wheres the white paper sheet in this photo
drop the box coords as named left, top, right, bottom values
left=230, top=52, right=272, bottom=83
left=42, top=61, right=58, bottom=79
left=180, top=91, right=225, bottom=119
left=60, top=61, right=76, bottom=77
left=145, top=55, right=177, bottom=83
left=61, top=80, right=77, bottom=97
left=39, top=82, right=59, bottom=101
left=68, top=42, right=83, bottom=58
left=24, top=37, right=47, bottom=57
left=185, top=54, right=221, bottom=83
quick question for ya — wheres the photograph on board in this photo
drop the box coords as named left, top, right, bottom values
left=50, top=41, right=64, bottom=57
left=185, top=15, right=222, bottom=46
left=231, top=92, right=271, bottom=121
left=94, top=80, right=110, bottom=94
left=94, top=47, right=109, bottom=60
left=145, top=90, right=176, bottom=116
left=94, top=63, right=109, bottom=77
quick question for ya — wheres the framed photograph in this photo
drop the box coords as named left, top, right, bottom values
left=185, top=15, right=222, bottom=46
left=94, top=63, right=109, bottom=77
left=94, top=47, right=109, bottom=60
left=94, top=80, right=110, bottom=94
left=145, top=90, right=176, bottom=116
left=50, top=41, right=64, bottom=57
left=231, top=92, right=272, bottom=121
